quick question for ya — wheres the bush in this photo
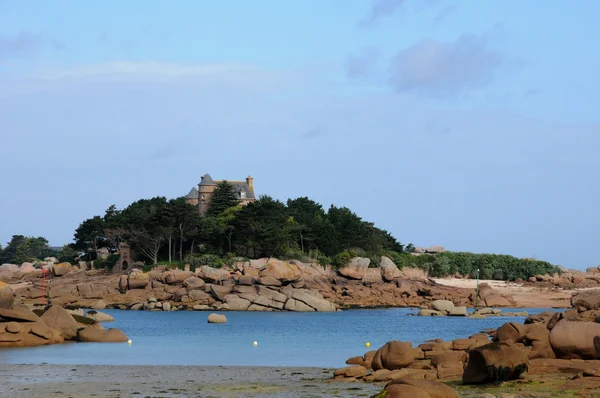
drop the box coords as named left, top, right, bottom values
left=281, top=248, right=313, bottom=264
left=94, top=254, right=120, bottom=270
left=184, top=253, right=225, bottom=269
left=331, top=250, right=356, bottom=268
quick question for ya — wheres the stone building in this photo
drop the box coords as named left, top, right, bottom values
left=184, top=173, right=256, bottom=215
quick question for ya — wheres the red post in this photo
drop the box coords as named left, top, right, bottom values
left=41, top=268, right=46, bottom=305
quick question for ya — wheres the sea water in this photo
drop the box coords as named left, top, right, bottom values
left=0, top=308, right=556, bottom=368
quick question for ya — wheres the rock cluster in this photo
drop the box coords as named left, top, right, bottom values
left=9, top=256, right=524, bottom=313
left=523, top=267, right=600, bottom=290
left=339, top=290, right=600, bottom=395
left=0, top=283, right=128, bottom=348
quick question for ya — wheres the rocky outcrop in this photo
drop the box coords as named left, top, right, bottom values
left=10, top=256, right=491, bottom=313
left=1, top=304, right=127, bottom=348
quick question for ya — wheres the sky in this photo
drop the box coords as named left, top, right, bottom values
left=0, top=0, right=598, bottom=270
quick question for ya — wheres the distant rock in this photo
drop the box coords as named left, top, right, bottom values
left=338, top=257, right=370, bottom=280
left=259, top=259, right=302, bottom=283
left=77, top=327, right=128, bottom=343
left=207, top=313, right=227, bottom=324
left=380, top=256, right=402, bottom=282
left=53, top=262, right=73, bottom=277
left=85, top=311, right=115, bottom=323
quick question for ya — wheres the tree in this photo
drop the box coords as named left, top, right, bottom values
left=207, top=181, right=239, bottom=217
left=74, top=216, right=106, bottom=260
left=216, top=205, right=242, bottom=253
left=287, top=197, right=326, bottom=252
left=119, top=197, right=170, bottom=264
left=0, top=235, right=52, bottom=264
left=168, top=197, right=202, bottom=261
left=233, top=196, right=289, bottom=257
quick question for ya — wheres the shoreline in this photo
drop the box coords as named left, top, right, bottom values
left=0, top=363, right=383, bottom=398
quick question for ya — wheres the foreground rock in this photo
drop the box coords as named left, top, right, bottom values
left=462, top=341, right=530, bottom=384
left=381, top=379, right=461, bottom=398
left=1, top=304, right=128, bottom=348
left=39, top=305, right=80, bottom=340
left=77, top=328, right=128, bottom=343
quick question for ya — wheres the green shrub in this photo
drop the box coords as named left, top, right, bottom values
left=94, top=254, right=120, bottom=270
left=184, top=253, right=225, bottom=269
left=331, top=250, right=356, bottom=268
left=281, top=248, right=313, bottom=264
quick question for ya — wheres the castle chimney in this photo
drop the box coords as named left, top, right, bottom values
left=246, top=175, right=254, bottom=191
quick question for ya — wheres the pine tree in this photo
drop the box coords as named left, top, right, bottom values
left=208, top=181, right=239, bottom=216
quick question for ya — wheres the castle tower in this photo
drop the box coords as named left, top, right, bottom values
left=198, top=173, right=217, bottom=215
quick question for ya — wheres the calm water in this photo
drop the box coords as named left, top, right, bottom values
left=0, top=308, right=555, bottom=368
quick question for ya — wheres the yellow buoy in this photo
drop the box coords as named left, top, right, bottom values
left=366, top=342, right=371, bottom=348
left=127, top=339, right=132, bottom=344
left=253, top=341, right=258, bottom=346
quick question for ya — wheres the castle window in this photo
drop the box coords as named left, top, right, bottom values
left=240, top=191, right=246, bottom=199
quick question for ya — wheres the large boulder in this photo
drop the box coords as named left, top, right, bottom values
left=372, top=341, right=415, bottom=370
left=338, top=257, right=370, bottom=280
left=380, top=256, right=402, bottom=282
left=462, top=342, right=530, bottom=384
left=431, top=300, right=454, bottom=313
left=197, top=266, right=231, bottom=283
left=385, top=379, right=461, bottom=398
left=40, top=305, right=80, bottom=340
left=571, top=290, right=600, bottom=311
left=496, top=322, right=527, bottom=343
left=224, top=295, right=251, bottom=311
left=290, top=290, right=336, bottom=312
left=19, top=262, right=37, bottom=273
left=128, top=271, right=149, bottom=289
left=183, top=276, right=205, bottom=290
left=0, top=281, right=14, bottom=309
left=259, top=259, right=302, bottom=283
left=85, top=311, right=115, bottom=322
left=549, top=319, right=600, bottom=359
left=53, top=262, right=73, bottom=277
left=77, top=327, right=128, bottom=343
left=333, top=365, right=367, bottom=379
left=380, top=384, right=431, bottom=398
left=164, top=270, right=194, bottom=285
left=0, top=306, right=39, bottom=322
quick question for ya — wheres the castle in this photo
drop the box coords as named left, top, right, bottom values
left=184, top=173, right=256, bottom=215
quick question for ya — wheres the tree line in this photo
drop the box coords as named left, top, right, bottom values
left=70, top=181, right=405, bottom=266
left=0, top=181, right=563, bottom=281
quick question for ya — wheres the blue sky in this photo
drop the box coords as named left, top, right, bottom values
left=0, top=0, right=598, bottom=269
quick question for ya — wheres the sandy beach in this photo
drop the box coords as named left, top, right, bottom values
left=0, top=364, right=382, bottom=398
left=432, top=278, right=573, bottom=308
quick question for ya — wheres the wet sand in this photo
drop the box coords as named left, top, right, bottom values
left=0, top=364, right=382, bottom=398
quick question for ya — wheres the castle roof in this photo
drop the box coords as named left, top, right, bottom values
left=199, top=173, right=216, bottom=186
left=186, top=175, right=255, bottom=201
left=185, top=187, right=199, bottom=199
